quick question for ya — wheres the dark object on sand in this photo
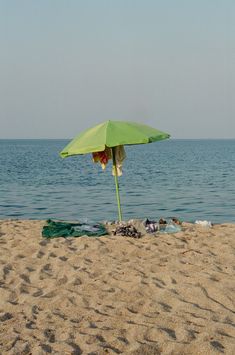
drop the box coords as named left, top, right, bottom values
left=159, top=218, right=167, bottom=225
left=171, top=217, right=182, bottom=225
left=42, top=219, right=107, bottom=238
left=112, top=224, right=142, bottom=238
left=143, top=218, right=159, bottom=233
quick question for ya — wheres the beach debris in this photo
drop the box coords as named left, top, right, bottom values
left=104, top=220, right=115, bottom=225
left=171, top=217, right=182, bottom=225
left=143, top=218, right=182, bottom=234
left=112, top=223, right=142, bottom=238
left=143, top=218, right=159, bottom=233
left=159, top=218, right=167, bottom=225
left=195, top=220, right=212, bottom=228
left=161, top=223, right=182, bottom=234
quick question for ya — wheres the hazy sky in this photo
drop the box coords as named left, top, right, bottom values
left=1, top=0, right=234, bottom=138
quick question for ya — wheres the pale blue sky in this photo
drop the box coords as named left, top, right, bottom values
left=1, top=0, right=234, bottom=138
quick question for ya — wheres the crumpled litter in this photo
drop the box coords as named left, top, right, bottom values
left=143, top=218, right=182, bottom=234
left=112, top=223, right=142, bottom=238
left=161, top=224, right=182, bottom=234
left=143, top=218, right=159, bottom=233
left=195, top=220, right=212, bottom=228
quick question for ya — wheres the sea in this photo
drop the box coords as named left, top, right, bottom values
left=0, top=139, right=235, bottom=224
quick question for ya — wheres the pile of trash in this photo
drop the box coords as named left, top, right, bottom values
left=112, top=223, right=142, bottom=238
left=111, top=217, right=183, bottom=238
left=42, top=217, right=213, bottom=240
left=143, top=217, right=182, bottom=234
left=195, top=220, right=213, bottom=228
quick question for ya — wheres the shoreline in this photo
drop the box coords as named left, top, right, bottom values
left=0, top=219, right=234, bottom=354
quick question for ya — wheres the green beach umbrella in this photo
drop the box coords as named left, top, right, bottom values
left=60, top=120, right=170, bottom=221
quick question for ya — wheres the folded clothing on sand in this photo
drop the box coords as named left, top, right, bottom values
left=42, top=219, right=107, bottom=238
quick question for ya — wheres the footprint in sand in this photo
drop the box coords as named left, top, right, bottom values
left=32, top=289, right=43, bottom=297
left=25, top=320, right=36, bottom=329
left=187, top=329, right=200, bottom=340
left=11, top=340, right=31, bottom=354
left=73, top=277, right=82, bottom=286
left=7, top=291, right=18, bottom=305
left=40, top=264, right=53, bottom=279
left=159, top=327, right=177, bottom=340
left=66, top=341, right=83, bottom=354
left=134, top=343, right=161, bottom=355
left=16, top=254, right=26, bottom=259
left=57, top=275, right=68, bottom=285
left=117, top=336, right=129, bottom=345
left=91, top=334, right=122, bottom=353
left=42, top=263, right=52, bottom=272
left=158, top=302, right=172, bottom=312
left=39, top=240, right=49, bottom=247
left=40, top=343, right=53, bottom=353
left=44, top=328, right=56, bottom=343
left=20, top=274, right=31, bottom=284
left=49, top=252, right=57, bottom=258
left=19, top=283, right=30, bottom=294
left=59, top=256, right=68, bottom=261
left=31, top=305, right=40, bottom=319
left=3, top=264, right=12, bottom=279
left=210, top=340, right=225, bottom=353
left=153, top=277, right=166, bottom=287
left=0, top=312, right=13, bottom=322
left=42, top=290, right=57, bottom=299
left=53, top=309, right=68, bottom=320
left=37, top=250, right=45, bottom=258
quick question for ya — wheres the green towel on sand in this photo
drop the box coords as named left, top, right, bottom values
left=42, top=219, right=107, bottom=238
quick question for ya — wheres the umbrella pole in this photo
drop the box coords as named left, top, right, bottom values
left=111, top=147, right=123, bottom=222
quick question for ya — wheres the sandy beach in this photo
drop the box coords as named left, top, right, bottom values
left=0, top=219, right=234, bottom=354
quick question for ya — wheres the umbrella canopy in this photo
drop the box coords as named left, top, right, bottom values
left=60, top=120, right=170, bottom=157
left=60, top=120, right=170, bottom=221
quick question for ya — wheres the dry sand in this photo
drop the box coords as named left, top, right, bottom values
left=0, top=219, right=234, bottom=354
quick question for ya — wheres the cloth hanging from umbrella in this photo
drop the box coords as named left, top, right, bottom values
left=92, top=145, right=126, bottom=176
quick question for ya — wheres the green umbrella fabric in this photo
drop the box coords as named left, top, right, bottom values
left=60, top=120, right=170, bottom=157
left=60, top=120, right=170, bottom=221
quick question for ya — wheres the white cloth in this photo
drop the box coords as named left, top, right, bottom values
left=112, top=145, right=126, bottom=176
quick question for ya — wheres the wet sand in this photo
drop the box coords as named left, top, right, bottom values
left=0, top=219, right=234, bottom=354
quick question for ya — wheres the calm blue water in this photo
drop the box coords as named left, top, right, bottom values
left=0, top=139, right=235, bottom=223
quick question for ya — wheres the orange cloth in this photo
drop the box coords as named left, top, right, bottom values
left=92, top=147, right=112, bottom=170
